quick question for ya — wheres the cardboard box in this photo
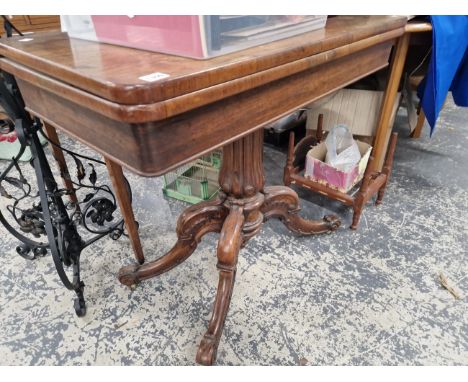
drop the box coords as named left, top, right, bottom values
left=304, top=140, right=372, bottom=193
left=305, top=89, right=401, bottom=137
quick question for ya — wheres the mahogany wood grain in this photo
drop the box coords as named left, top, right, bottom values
left=5, top=41, right=394, bottom=177
left=42, top=122, right=80, bottom=209
left=0, top=17, right=406, bottom=105
left=119, top=129, right=340, bottom=365
left=262, top=186, right=340, bottom=235
left=372, top=33, right=410, bottom=171
left=0, top=28, right=402, bottom=123
left=118, top=198, right=228, bottom=286
left=105, top=158, right=145, bottom=264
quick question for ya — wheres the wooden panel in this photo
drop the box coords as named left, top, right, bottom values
left=26, top=16, right=60, bottom=26
left=16, top=79, right=142, bottom=169
left=1, top=16, right=29, bottom=32
left=16, top=41, right=393, bottom=176
left=0, top=27, right=402, bottom=124
left=0, top=15, right=60, bottom=37
left=0, top=16, right=406, bottom=104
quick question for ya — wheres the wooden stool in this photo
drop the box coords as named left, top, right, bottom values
left=284, top=115, right=398, bottom=229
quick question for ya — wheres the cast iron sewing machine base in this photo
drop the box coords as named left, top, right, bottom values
left=0, top=72, right=132, bottom=317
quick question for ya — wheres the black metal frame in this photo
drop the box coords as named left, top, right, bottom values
left=0, top=70, right=132, bottom=317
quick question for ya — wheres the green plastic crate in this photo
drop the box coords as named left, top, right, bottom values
left=162, top=150, right=222, bottom=204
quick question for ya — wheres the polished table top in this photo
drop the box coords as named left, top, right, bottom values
left=0, top=16, right=406, bottom=175
left=0, top=16, right=406, bottom=105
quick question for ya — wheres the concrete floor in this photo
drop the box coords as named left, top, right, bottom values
left=0, top=97, right=466, bottom=365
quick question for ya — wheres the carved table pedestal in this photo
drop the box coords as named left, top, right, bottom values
left=118, top=129, right=340, bottom=365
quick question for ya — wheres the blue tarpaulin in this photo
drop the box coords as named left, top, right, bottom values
left=418, top=16, right=468, bottom=136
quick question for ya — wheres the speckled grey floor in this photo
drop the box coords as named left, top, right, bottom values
left=0, top=97, right=467, bottom=365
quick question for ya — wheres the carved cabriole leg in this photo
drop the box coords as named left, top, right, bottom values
left=196, top=205, right=244, bottom=366
left=118, top=129, right=340, bottom=365
left=196, top=130, right=265, bottom=365
left=262, top=186, right=340, bottom=234
left=196, top=131, right=338, bottom=365
left=118, top=197, right=228, bottom=286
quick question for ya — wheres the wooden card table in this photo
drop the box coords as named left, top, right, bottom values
left=0, top=16, right=406, bottom=365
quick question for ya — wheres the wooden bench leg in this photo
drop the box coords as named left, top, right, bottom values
left=105, top=158, right=145, bottom=265
left=376, top=132, right=398, bottom=205
left=43, top=122, right=80, bottom=209
left=372, top=33, right=410, bottom=172
left=410, top=105, right=425, bottom=138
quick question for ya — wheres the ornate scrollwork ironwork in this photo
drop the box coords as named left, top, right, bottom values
left=0, top=70, right=133, bottom=316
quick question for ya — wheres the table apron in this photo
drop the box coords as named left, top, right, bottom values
left=13, top=40, right=393, bottom=177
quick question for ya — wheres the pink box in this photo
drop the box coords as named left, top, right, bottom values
left=91, top=16, right=206, bottom=58
left=61, top=16, right=328, bottom=59
left=304, top=140, right=372, bottom=193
